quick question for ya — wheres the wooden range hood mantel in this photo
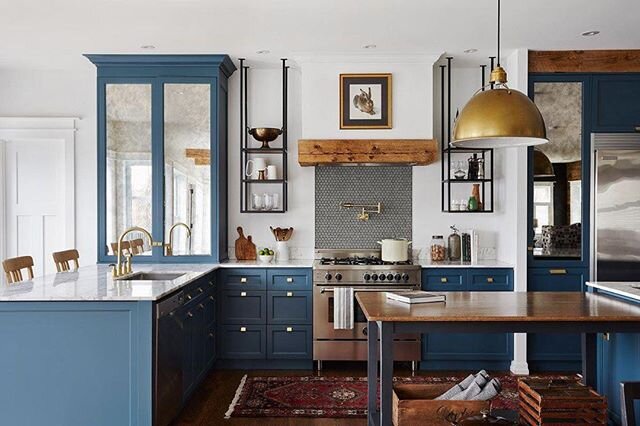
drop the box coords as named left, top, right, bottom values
left=297, top=139, right=438, bottom=166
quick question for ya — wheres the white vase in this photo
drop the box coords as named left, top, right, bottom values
left=276, top=241, right=290, bottom=261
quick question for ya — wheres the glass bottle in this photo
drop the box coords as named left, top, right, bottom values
left=430, top=235, right=446, bottom=262
left=448, top=226, right=461, bottom=261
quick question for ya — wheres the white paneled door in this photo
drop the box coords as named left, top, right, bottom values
left=0, top=117, right=76, bottom=280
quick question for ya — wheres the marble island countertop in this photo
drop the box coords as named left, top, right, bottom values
left=0, top=260, right=314, bottom=302
left=586, top=281, right=640, bottom=303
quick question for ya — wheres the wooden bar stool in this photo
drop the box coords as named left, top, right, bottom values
left=130, top=239, right=145, bottom=255
left=621, top=382, right=640, bottom=426
left=2, top=256, right=35, bottom=284
left=110, top=241, right=132, bottom=256
left=52, top=249, right=80, bottom=272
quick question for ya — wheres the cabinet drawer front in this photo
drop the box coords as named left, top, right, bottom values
left=219, top=325, right=266, bottom=359
left=221, top=269, right=266, bottom=290
left=468, top=269, right=513, bottom=291
left=268, top=269, right=312, bottom=291
left=267, top=291, right=312, bottom=324
left=267, top=325, right=312, bottom=359
left=422, top=269, right=466, bottom=291
left=220, top=290, right=266, bottom=324
left=422, top=332, right=513, bottom=361
left=183, top=278, right=208, bottom=306
left=528, top=267, right=586, bottom=292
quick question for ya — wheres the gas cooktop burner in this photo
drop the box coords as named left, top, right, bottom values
left=319, top=256, right=413, bottom=266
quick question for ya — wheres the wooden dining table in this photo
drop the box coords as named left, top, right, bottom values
left=357, top=291, right=640, bottom=426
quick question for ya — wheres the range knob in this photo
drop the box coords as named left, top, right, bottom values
left=324, top=273, right=332, bottom=281
left=335, top=273, right=343, bottom=281
left=394, top=273, right=402, bottom=281
left=379, top=274, right=386, bottom=281
left=401, top=273, right=410, bottom=282
left=386, top=273, right=394, bottom=281
left=363, top=273, right=371, bottom=281
left=371, top=273, right=379, bottom=281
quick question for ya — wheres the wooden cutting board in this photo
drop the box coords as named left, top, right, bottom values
left=235, top=226, right=257, bottom=260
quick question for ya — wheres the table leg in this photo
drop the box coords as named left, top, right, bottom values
left=379, top=321, right=394, bottom=426
left=367, top=320, right=379, bottom=426
left=581, top=333, right=597, bottom=388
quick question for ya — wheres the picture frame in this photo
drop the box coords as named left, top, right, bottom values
left=340, top=73, right=392, bottom=129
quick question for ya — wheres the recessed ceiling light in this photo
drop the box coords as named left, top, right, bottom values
left=256, top=49, right=270, bottom=54
left=140, top=45, right=156, bottom=50
left=362, top=44, right=377, bottom=49
left=581, top=30, right=600, bottom=37
left=464, top=48, right=478, bottom=54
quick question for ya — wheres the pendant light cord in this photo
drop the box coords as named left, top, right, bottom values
left=496, top=0, right=501, bottom=67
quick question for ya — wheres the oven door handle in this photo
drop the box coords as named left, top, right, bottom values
left=320, top=287, right=416, bottom=293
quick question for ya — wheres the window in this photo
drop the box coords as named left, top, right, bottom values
left=533, top=182, right=554, bottom=235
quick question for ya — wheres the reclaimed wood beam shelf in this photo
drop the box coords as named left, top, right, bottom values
left=297, top=139, right=437, bottom=166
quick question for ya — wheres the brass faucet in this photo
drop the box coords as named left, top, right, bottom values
left=113, top=226, right=155, bottom=278
left=165, top=222, right=192, bottom=256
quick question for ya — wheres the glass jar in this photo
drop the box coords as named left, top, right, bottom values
left=430, top=235, right=446, bottom=262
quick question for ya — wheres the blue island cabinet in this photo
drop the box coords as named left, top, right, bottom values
left=420, top=268, right=514, bottom=370
left=217, top=268, right=313, bottom=369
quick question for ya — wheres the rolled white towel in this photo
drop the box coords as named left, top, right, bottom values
left=435, top=374, right=476, bottom=400
left=471, top=378, right=502, bottom=401
left=451, top=374, right=489, bottom=400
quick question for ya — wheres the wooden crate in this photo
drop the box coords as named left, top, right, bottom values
left=392, top=383, right=490, bottom=426
left=518, top=378, right=607, bottom=425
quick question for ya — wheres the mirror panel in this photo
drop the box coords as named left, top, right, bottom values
left=532, top=82, right=583, bottom=259
left=163, top=83, right=211, bottom=256
left=105, top=84, right=153, bottom=256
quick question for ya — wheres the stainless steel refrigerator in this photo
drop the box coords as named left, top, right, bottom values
left=591, top=133, right=640, bottom=282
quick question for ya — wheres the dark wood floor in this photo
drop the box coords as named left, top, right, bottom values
left=172, top=363, right=479, bottom=426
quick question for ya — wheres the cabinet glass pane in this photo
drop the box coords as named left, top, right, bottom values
left=105, top=84, right=152, bottom=256
left=164, top=84, right=211, bottom=256
left=532, top=82, right=583, bottom=259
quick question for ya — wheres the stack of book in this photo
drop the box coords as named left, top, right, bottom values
left=461, top=230, right=479, bottom=263
left=385, top=291, right=446, bottom=305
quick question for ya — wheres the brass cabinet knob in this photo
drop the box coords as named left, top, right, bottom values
left=287, top=291, right=293, bottom=297
left=240, top=326, right=247, bottom=332
left=209, top=280, right=214, bottom=287
left=440, top=277, right=448, bottom=283
left=286, top=277, right=294, bottom=283
left=240, top=277, right=247, bottom=283
left=198, top=287, right=203, bottom=293
left=209, top=295, right=214, bottom=301
left=187, top=294, right=192, bottom=300
left=286, top=327, right=293, bottom=332
left=240, top=291, right=247, bottom=297
left=198, top=303, right=204, bottom=309
left=487, top=277, right=494, bottom=283
left=187, top=312, right=193, bottom=318
left=209, top=333, right=214, bottom=338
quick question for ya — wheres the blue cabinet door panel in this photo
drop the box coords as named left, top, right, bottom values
left=267, top=291, right=312, bottom=324
left=468, top=269, right=513, bottom=291
left=219, top=325, right=266, bottom=359
left=221, top=269, right=266, bottom=290
left=267, top=325, right=312, bottom=359
left=527, top=267, right=586, bottom=292
left=593, top=75, right=640, bottom=131
left=267, top=269, right=312, bottom=291
left=423, top=333, right=513, bottom=361
left=220, top=290, right=266, bottom=324
left=422, top=269, right=466, bottom=291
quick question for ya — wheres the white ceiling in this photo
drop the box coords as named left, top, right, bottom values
left=2, top=0, right=639, bottom=70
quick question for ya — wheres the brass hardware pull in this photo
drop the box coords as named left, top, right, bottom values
left=187, top=312, right=193, bottom=318
left=286, top=327, right=293, bottom=332
left=549, top=269, right=567, bottom=275
left=527, top=246, right=534, bottom=252
left=209, top=280, right=214, bottom=287
left=240, top=291, right=247, bottom=297
left=487, top=277, right=494, bottom=283
left=286, top=277, right=294, bottom=283
left=198, top=287, right=203, bottom=293
left=208, top=333, right=214, bottom=338
left=603, top=333, right=610, bottom=341
left=240, top=327, right=247, bottom=332
left=187, top=294, right=192, bottom=300
left=198, top=303, right=204, bottom=309
left=209, top=296, right=214, bottom=300
left=240, top=277, right=247, bottom=283
left=287, top=291, right=293, bottom=297
left=440, top=277, right=448, bottom=283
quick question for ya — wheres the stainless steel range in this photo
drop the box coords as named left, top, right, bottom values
left=312, top=249, right=421, bottom=370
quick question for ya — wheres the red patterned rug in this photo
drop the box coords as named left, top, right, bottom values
left=225, top=373, right=575, bottom=418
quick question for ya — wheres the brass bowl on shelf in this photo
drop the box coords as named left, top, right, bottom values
left=248, top=127, right=282, bottom=149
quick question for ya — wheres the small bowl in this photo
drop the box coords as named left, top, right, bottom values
left=249, top=127, right=282, bottom=148
left=258, top=254, right=274, bottom=264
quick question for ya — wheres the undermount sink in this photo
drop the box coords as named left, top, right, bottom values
left=117, top=272, right=186, bottom=281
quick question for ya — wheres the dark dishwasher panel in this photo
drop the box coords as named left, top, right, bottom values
left=154, top=291, right=184, bottom=426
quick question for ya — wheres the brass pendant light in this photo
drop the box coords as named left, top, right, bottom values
left=451, top=0, right=548, bottom=148
left=533, top=148, right=556, bottom=181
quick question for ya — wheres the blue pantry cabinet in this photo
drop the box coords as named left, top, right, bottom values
left=421, top=268, right=514, bottom=370
left=592, top=74, right=640, bottom=132
left=217, top=268, right=313, bottom=368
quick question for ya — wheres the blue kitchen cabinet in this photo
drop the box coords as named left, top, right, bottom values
left=421, top=268, right=514, bottom=370
left=527, top=267, right=587, bottom=371
left=592, top=74, right=640, bottom=132
left=218, top=268, right=313, bottom=366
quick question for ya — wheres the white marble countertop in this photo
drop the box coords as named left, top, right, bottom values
left=586, top=281, right=640, bottom=303
left=417, top=259, right=513, bottom=268
left=0, top=260, right=314, bottom=302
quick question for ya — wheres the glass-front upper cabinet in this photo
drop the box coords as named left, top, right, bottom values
left=87, top=55, right=236, bottom=263
left=528, top=77, right=589, bottom=265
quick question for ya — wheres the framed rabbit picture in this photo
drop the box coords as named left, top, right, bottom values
left=340, top=73, right=392, bottom=129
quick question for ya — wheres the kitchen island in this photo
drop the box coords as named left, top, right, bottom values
left=0, top=260, right=312, bottom=426
left=357, top=291, right=640, bottom=426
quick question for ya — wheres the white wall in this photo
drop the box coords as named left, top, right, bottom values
left=0, top=66, right=98, bottom=265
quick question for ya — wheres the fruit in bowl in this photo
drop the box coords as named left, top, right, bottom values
left=258, top=248, right=275, bottom=263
